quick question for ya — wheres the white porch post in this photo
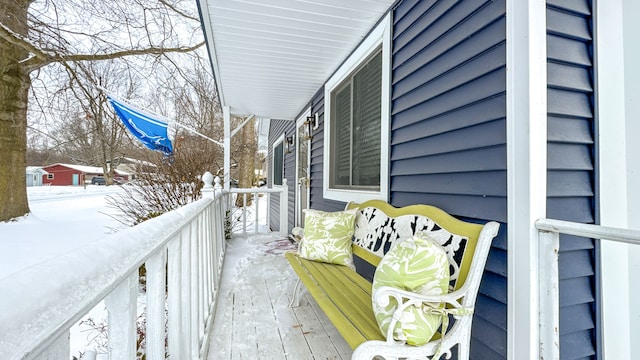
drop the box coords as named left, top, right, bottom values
left=506, top=0, right=547, bottom=359
left=223, top=106, right=231, bottom=191
left=624, top=1, right=640, bottom=359
left=596, top=1, right=632, bottom=358
left=280, top=179, right=288, bottom=237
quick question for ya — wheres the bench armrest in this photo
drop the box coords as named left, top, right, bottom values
left=373, top=285, right=474, bottom=344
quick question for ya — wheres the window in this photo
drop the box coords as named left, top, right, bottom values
left=272, top=137, right=284, bottom=186
left=323, top=13, right=390, bottom=203
left=330, top=50, right=382, bottom=190
left=47, top=174, right=54, bottom=179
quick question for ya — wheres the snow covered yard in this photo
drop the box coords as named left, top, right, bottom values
left=0, top=185, right=125, bottom=279
left=0, top=185, right=129, bottom=359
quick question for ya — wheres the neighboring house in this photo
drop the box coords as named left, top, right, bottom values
left=114, top=157, right=157, bottom=180
left=25, top=167, right=48, bottom=187
left=41, top=163, right=130, bottom=186
left=198, top=1, right=639, bottom=359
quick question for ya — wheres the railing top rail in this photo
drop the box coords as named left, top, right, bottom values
left=229, top=187, right=286, bottom=194
left=535, top=218, right=640, bottom=246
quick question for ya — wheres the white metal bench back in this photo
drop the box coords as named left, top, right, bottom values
left=352, top=207, right=468, bottom=282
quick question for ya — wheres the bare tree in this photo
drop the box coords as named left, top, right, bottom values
left=233, top=117, right=257, bottom=207
left=0, top=0, right=203, bottom=221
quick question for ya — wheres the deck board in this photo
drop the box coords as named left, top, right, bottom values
left=207, top=234, right=352, bottom=360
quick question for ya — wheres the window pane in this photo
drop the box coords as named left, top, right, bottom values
left=352, top=51, right=382, bottom=187
left=332, top=84, right=351, bottom=186
left=273, top=142, right=284, bottom=185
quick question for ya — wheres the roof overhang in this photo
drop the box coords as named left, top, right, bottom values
left=197, top=0, right=395, bottom=120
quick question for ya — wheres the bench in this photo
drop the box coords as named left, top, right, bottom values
left=285, top=200, right=500, bottom=360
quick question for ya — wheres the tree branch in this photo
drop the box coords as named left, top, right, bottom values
left=21, top=41, right=205, bottom=71
left=157, top=0, right=200, bottom=22
left=0, top=20, right=49, bottom=63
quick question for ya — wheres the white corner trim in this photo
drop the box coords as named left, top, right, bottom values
left=595, top=0, right=632, bottom=359
left=323, top=13, right=391, bottom=203
left=506, top=0, right=547, bottom=359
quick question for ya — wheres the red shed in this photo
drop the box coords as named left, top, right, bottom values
left=41, top=163, right=129, bottom=186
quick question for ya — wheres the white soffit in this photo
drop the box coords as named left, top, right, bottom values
left=198, top=0, right=394, bottom=120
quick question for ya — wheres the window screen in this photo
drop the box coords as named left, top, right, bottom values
left=330, top=49, right=382, bottom=190
left=273, top=141, right=284, bottom=186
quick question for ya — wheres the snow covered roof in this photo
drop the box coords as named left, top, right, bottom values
left=44, top=163, right=131, bottom=176
left=26, top=166, right=49, bottom=174
left=120, top=157, right=157, bottom=168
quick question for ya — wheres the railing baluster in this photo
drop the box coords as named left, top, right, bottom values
left=255, top=193, right=260, bottom=233
left=190, top=220, right=200, bottom=356
left=538, top=230, right=560, bottom=360
left=167, top=236, right=183, bottom=359
left=242, top=193, right=247, bottom=235
left=146, top=247, right=167, bottom=360
left=105, top=272, right=137, bottom=359
left=180, top=228, right=193, bottom=359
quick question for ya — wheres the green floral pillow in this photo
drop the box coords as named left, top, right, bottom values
left=372, top=232, right=450, bottom=346
left=298, top=208, right=357, bottom=267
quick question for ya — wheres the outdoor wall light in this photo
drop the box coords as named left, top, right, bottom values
left=304, top=113, right=318, bottom=140
left=285, top=134, right=295, bottom=153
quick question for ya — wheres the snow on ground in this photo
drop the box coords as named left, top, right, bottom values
left=0, top=185, right=271, bottom=359
left=0, top=185, right=127, bottom=359
left=0, top=185, right=125, bottom=279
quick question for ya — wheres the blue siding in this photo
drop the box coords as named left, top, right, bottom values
left=547, top=0, right=596, bottom=358
left=391, top=1, right=507, bottom=358
left=268, top=119, right=296, bottom=233
left=266, top=0, right=597, bottom=358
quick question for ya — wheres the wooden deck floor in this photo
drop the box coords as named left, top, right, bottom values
left=206, top=234, right=352, bottom=360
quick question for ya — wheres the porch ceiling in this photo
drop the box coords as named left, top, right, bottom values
left=197, top=0, right=394, bottom=120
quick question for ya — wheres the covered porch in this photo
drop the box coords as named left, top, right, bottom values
left=3, top=0, right=640, bottom=359
left=197, top=0, right=640, bottom=359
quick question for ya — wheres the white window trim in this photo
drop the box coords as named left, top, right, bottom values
left=295, top=108, right=312, bottom=227
left=271, top=134, right=285, bottom=187
left=323, top=13, right=391, bottom=204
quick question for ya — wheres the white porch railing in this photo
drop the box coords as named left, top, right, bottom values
left=536, top=218, right=640, bottom=360
left=0, top=172, right=288, bottom=360
left=229, top=178, right=288, bottom=236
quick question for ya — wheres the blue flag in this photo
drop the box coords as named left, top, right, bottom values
left=107, top=95, right=173, bottom=155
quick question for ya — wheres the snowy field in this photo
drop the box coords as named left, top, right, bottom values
left=0, top=185, right=128, bottom=359
left=0, top=185, right=126, bottom=279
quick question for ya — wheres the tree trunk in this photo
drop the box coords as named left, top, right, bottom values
left=235, top=119, right=256, bottom=208
left=0, top=1, right=32, bottom=221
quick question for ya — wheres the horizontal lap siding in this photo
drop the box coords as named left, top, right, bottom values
left=546, top=0, right=597, bottom=358
left=268, top=119, right=296, bottom=232
left=391, top=0, right=507, bottom=358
